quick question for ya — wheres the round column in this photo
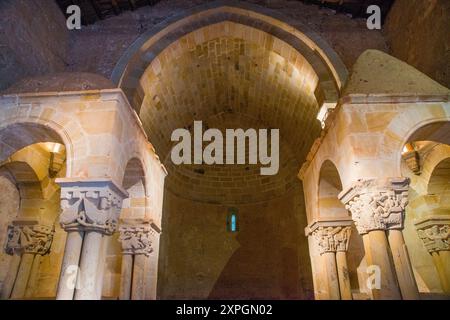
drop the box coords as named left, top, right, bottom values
left=74, top=231, right=104, bottom=300
left=0, top=253, right=21, bottom=299
left=323, top=252, right=340, bottom=300
left=56, top=230, right=84, bottom=300
left=336, top=251, right=352, bottom=300
left=25, top=254, right=42, bottom=298
left=431, top=251, right=450, bottom=294
left=10, top=253, right=34, bottom=299
left=388, top=230, right=419, bottom=299
left=119, top=254, right=133, bottom=300
left=362, top=231, right=401, bottom=300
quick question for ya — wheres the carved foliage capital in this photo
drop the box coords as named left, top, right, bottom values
left=415, top=216, right=450, bottom=253
left=5, top=224, right=54, bottom=255
left=313, top=226, right=351, bottom=254
left=340, top=178, right=409, bottom=234
left=59, top=181, right=126, bottom=235
left=119, top=224, right=157, bottom=256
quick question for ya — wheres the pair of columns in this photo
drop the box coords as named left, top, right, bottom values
left=1, top=222, right=54, bottom=300
left=415, top=215, right=450, bottom=294
left=307, top=220, right=353, bottom=300
left=56, top=179, right=127, bottom=300
left=338, top=177, right=419, bottom=300
left=118, top=223, right=160, bottom=300
left=309, top=177, right=420, bottom=300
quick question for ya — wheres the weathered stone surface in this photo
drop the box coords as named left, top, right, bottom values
left=385, top=0, right=450, bottom=88
left=0, top=0, right=68, bottom=91
left=343, top=50, right=450, bottom=96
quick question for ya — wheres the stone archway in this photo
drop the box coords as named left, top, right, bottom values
left=112, top=1, right=349, bottom=299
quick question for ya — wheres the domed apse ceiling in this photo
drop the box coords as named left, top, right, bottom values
left=116, top=9, right=345, bottom=204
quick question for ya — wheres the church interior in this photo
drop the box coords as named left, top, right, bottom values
left=0, top=0, right=449, bottom=300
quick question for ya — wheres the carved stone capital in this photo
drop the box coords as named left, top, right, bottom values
left=415, top=215, right=450, bottom=253
left=339, top=178, right=409, bottom=235
left=5, top=223, right=54, bottom=255
left=57, top=179, right=128, bottom=235
left=306, top=220, right=352, bottom=254
left=119, top=224, right=158, bottom=256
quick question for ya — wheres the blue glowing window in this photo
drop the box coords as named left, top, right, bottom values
left=227, top=208, right=238, bottom=232
left=230, top=214, right=237, bottom=232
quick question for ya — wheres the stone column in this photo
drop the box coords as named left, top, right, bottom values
left=340, top=177, right=419, bottom=300
left=415, top=215, right=450, bottom=294
left=119, top=223, right=156, bottom=300
left=4, top=223, right=54, bottom=300
left=306, top=220, right=352, bottom=300
left=55, top=179, right=127, bottom=300
left=56, top=230, right=84, bottom=300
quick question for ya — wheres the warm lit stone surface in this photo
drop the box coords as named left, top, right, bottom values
left=343, top=50, right=450, bottom=96
left=159, top=185, right=313, bottom=299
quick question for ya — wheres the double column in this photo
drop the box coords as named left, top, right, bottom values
left=55, top=179, right=127, bottom=300
left=415, top=215, right=450, bottom=294
left=1, top=222, right=54, bottom=300
left=118, top=222, right=160, bottom=300
left=307, top=220, right=352, bottom=300
left=339, top=177, right=419, bottom=300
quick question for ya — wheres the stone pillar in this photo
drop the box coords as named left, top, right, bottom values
left=56, top=230, right=84, bottom=300
left=3, top=223, right=54, bottom=300
left=119, top=223, right=157, bottom=300
left=340, top=177, right=419, bottom=300
left=306, top=220, right=352, bottom=300
left=55, top=179, right=127, bottom=300
left=415, top=215, right=450, bottom=294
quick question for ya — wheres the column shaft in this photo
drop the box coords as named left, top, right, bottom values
left=323, top=252, right=340, bottom=300
left=25, top=254, right=42, bottom=298
left=336, top=251, right=352, bottom=300
left=362, top=231, right=401, bottom=300
left=10, top=253, right=34, bottom=299
left=75, top=231, right=103, bottom=300
left=431, top=251, right=450, bottom=294
left=56, top=230, right=84, bottom=300
left=94, top=235, right=108, bottom=299
left=0, top=253, right=21, bottom=299
left=131, top=254, right=146, bottom=300
left=387, top=230, right=419, bottom=299
left=119, top=254, right=134, bottom=300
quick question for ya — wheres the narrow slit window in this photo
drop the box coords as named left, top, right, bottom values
left=227, top=208, right=238, bottom=232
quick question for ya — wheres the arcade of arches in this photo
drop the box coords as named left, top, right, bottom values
left=0, top=1, right=449, bottom=300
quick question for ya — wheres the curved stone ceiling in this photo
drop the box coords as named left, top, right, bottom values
left=114, top=2, right=347, bottom=204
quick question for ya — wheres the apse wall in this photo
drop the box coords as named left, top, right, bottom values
left=158, top=182, right=314, bottom=300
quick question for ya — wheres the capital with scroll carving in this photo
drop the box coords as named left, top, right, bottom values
left=339, top=177, right=409, bottom=235
left=56, top=179, right=128, bottom=235
left=415, top=215, right=450, bottom=253
left=306, top=219, right=352, bottom=255
left=119, top=224, right=158, bottom=256
left=5, top=223, right=54, bottom=256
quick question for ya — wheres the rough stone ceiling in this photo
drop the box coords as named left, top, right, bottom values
left=55, top=0, right=394, bottom=25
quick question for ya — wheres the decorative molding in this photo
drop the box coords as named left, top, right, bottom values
left=119, top=224, right=157, bottom=256
left=5, top=224, right=54, bottom=255
left=415, top=215, right=450, bottom=253
left=339, top=178, right=409, bottom=235
left=57, top=179, right=128, bottom=235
